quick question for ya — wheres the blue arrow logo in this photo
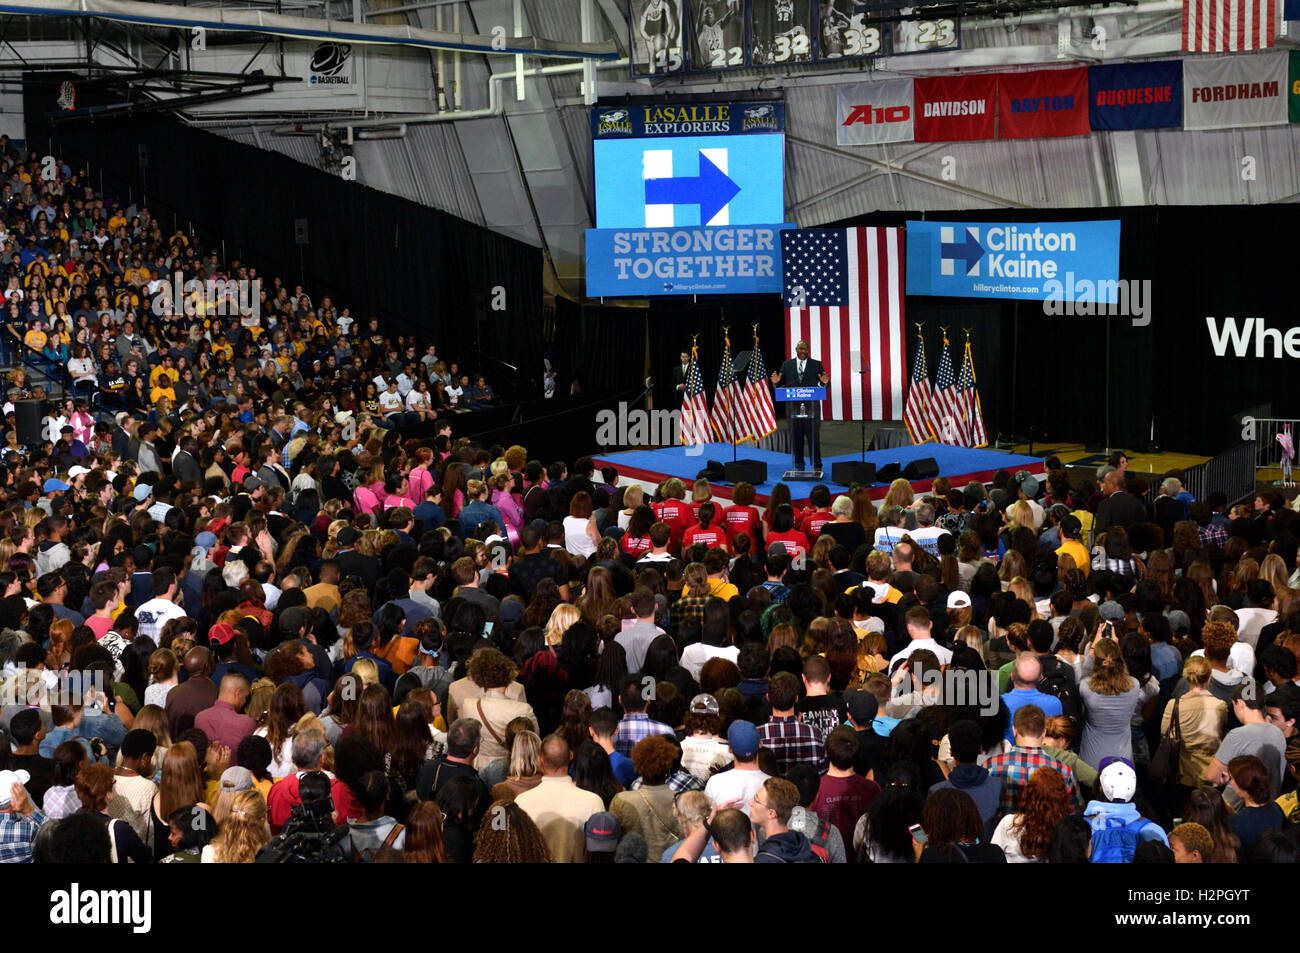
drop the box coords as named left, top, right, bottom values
left=644, top=151, right=741, bottom=225
left=941, top=228, right=985, bottom=274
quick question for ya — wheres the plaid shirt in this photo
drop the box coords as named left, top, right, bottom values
left=632, top=769, right=706, bottom=794
left=0, top=807, right=46, bottom=863
left=757, top=715, right=827, bottom=775
left=1199, top=521, right=1229, bottom=550
left=614, top=713, right=675, bottom=757
left=672, top=589, right=716, bottom=630
left=985, top=746, right=1079, bottom=816
left=760, top=580, right=790, bottom=605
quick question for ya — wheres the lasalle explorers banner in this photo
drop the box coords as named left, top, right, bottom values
left=997, top=68, right=1090, bottom=139
left=1183, top=51, right=1288, bottom=130
left=836, top=78, right=915, bottom=145
left=1088, top=60, right=1184, bottom=130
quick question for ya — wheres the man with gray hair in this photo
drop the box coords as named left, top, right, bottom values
left=266, top=728, right=355, bottom=832
left=909, top=502, right=950, bottom=557
left=415, top=717, right=490, bottom=818
left=1154, top=476, right=1187, bottom=545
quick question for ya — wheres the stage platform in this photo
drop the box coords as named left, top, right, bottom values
left=594, top=442, right=1047, bottom=508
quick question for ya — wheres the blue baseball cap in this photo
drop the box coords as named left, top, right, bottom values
left=727, top=720, right=759, bottom=760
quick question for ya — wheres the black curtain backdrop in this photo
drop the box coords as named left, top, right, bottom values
left=26, top=79, right=543, bottom=399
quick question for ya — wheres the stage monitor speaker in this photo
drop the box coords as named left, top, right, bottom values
left=876, top=462, right=902, bottom=482
left=831, top=461, right=876, bottom=486
left=14, top=400, right=42, bottom=445
left=724, top=459, right=767, bottom=484
left=904, top=457, right=940, bottom=480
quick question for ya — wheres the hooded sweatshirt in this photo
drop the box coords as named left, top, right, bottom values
left=754, top=829, right=818, bottom=863
left=929, top=763, right=1002, bottom=832
left=1082, top=799, right=1168, bottom=859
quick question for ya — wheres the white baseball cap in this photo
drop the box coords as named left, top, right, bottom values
left=0, top=769, right=31, bottom=807
left=1098, top=757, right=1137, bottom=802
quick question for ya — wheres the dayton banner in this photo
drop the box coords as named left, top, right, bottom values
left=913, top=73, right=998, bottom=142
left=837, top=78, right=915, bottom=145
left=905, top=219, right=1121, bottom=302
left=1089, top=60, right=1184, bottom=130
left=1183, top=52, right=1288, bottom=130
left=585, top=224, right=788, bottom=296
left=997, top=67, right=1089, bottom=138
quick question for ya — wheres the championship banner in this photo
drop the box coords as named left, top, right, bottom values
left=1183, top=51, right=1288, bottom=131
left=1290, top=51, right=1300, bottom=122
left=1088, top=60, right=1184, bottom=131
left=837, top=78, right=915, bottom=145
left=997, top=68, right=1089, bottom=139
left=913, top=73, right=998, bottom=142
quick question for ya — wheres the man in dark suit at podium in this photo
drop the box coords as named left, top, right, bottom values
left=770, top=339, right=830, bottom=473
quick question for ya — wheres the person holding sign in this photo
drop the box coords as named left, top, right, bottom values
left=770, top=340, right=829, bottom=474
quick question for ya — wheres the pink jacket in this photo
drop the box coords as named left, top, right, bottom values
left=491, top=489, right=523, bottom=545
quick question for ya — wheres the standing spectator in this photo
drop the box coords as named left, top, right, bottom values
left=514, top=735, right=604, bottom=863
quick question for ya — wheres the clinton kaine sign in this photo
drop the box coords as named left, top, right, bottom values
left=1089, top=61, right=1183, bottom=130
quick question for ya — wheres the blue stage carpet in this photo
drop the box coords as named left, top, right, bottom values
left=593, top=442, right=1046, bottom=507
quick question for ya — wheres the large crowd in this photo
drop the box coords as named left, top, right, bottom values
left=0, top=142, right=1297, bottom=865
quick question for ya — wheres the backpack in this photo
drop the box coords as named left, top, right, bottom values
left=1036, top=663, right=1081, bottom=725
left=1089, top=814, right=1150, bottom=864
left=352, top=823, right=404, bottom=864
left=806, top=816, right=832, bottom=863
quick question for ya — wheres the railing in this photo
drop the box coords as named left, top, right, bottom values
left=1248, top=417, right=1298, bottom=477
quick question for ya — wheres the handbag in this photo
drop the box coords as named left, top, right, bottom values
left=1149, top=696, right=1184, bottom=783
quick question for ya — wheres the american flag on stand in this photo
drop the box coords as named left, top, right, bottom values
left=903, top=333, right=936, bottom=444
left=1182, top=0, right=1276, bottom=51
left=742, top=329, right=777, bottom=440
left=931, top=336, right=965, bottom=446
left=958, top=336, right=987, bottom=448
left=679, top=343, right=711, bottom=446
left=781, top=227, right=905, bottom=421
left=713, top=333, right=742, bottom=443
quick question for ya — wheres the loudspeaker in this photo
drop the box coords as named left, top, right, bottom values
left=294, top=218, right=309, bottom=245
left=14, top=400, right=43, bottom=445
left=831, top=461, right=876, bottom=486
left=724, top=459, right=767, bottom=484
left=876, top=462, right=902, bottom=482
left=700, top=460, right=725, bottom=481
left=904, top=457, right=940, bottom=480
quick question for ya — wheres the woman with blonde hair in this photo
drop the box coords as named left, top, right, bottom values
left=45, top=618, right=74, bottom=672
left=204, top=790, right=270, bottom=863
left=856, top=633, right=889, bottom=681
left=144, top=647, right=178, bottom=708
left=881, top=477, right=915, bottom=513
left=618, top=484, right=645, bottom=530
left=1006, top=577, right=1038, bottom=618
left=490, top=729, right=544, bottom=803
left=543, top=603, right=581, bottom=648
left=1259, top=553, right=1293, bottom=604
left=1158, top=655, right=1228, bottom=795
left=768, top=623, right=798, bottom=657
left=998, top=550, right=1027, bottom=589
left=952, top=624, right=985, bottom=663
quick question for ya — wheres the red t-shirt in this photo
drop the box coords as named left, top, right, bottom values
left=800, top=509, right=834, bottom=538
left=811, top=773, right=881, bottom=851
left=722, top=504, right=760, bottom=543
left=682, top=524, right=728, bottom=551
left=620, top=533, right=652, bottom=557
left=766, top=530, right=810, bottom=562
left=654, top=499, right=692, bottom=544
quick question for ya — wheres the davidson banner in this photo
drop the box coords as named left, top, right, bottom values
left=1183, top=51, right=1288, bottom=130
left=913, top=73, right=998, bottom=142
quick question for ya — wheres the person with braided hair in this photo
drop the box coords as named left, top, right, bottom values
left=472, top=799, right=552, bottom=863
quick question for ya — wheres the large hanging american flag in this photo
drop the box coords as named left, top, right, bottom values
left=712, top=335, right=741, bottom=443
left=931, top=336, right=965, bottom=446
left=903, top=332, right=936, bottom=445
left=680, top=343, right=711, bottom=446
left=742, top=328, right=777, bottom=439
left=958, top=336, right=986, bottom=448
left=1183, top=0, right=1275, bottom=51
left=781, top=227, right=905, bottom=421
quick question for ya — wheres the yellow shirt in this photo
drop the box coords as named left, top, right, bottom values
left=149, top=365, right=175, bottom=388
left=150, top=386, right=176, bottom=407
left=24, top=329, right=47, bottom=351
left=1056, top=539, right=1091, bottom=577
left=707, top=578, right=739, bottom=602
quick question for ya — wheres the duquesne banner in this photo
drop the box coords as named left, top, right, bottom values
left=1184, top=51, right=1288, bottom=130
left=913, top=74, right=998, bottom=142
left=837, top=78, right=915, bottom=145
left=997, top=68, right=1090, bottom=139
left=1088, top=60, right=1184, bottom=130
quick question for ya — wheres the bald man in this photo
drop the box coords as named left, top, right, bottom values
left=513, top=735, right=605, bottom=863
left=770, top=339, right=830, bottom=473
left=164, top=646, right=219, bottom=738
left=1000, top=653, right=1063, bottom=744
